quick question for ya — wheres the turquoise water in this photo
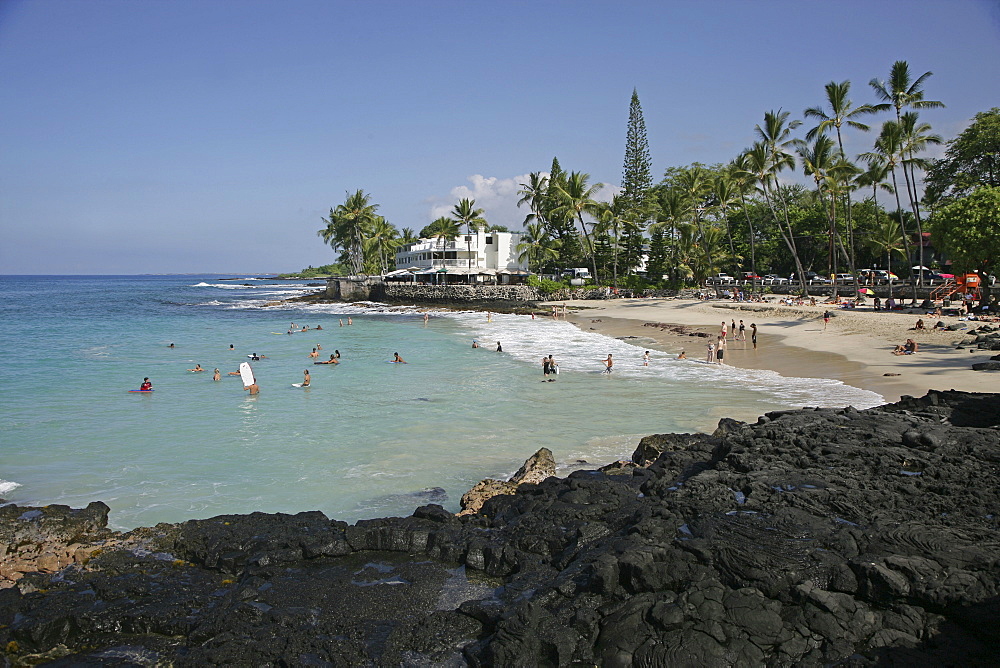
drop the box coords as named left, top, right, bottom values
left=0, top=275, right=882, bottom=529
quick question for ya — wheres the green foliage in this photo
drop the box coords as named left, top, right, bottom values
left=930, top=186, right=1000, bottom=276
left=622, top=89, right=653, bottom=214
left=925, top=107, right=1000, bottom=203
left=278, top=263, right=347, bottom=278
left=527, top=274, right=567, bottom=295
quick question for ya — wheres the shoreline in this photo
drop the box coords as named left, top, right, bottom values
left=549, top=297, right=999, bottom=404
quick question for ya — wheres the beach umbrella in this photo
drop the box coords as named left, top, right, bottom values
left=858, top=288, right=874, bottom=295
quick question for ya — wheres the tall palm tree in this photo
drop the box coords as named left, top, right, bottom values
left=796, top=135, right=840, bottom=282
left=804, top=81, right=879, bottom=152
left=898, top=112, right=943, bottom=280
left=515, top=222, right=561, bottom=273
left=860, top=121, right=918, bottom=301
left=553, top=171, right=604, bottom=282
left=727, top=154, right=760, bottom=279
left=652, top=187, right=691, bottom=283
left=363, top=216, right=400, bottom=276
left=594, top=196, right=630, bottom=288
left=317, top=190, right=379, bottom=275
left=399, top=227, right=419, bottom=245
left=517, top=172, right=549, bottom=227
left=451, top=198, right=487, bottom=270
left=870, top=61, right=945, bottom=284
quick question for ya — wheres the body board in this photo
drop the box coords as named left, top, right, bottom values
left=239, top=362, right=255, bottom=386
left=128, top=389, right=154, bottom=393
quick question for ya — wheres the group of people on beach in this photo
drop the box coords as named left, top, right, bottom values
left=704, top=320, right=757, bottom=365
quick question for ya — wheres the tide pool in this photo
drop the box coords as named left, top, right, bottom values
left=0, top=275, right=883, bottom=529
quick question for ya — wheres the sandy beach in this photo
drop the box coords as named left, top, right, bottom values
left=548, top=297, right=999, bottom=404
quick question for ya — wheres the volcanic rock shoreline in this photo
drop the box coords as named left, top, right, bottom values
left=2, top=391, right=999, bottom=666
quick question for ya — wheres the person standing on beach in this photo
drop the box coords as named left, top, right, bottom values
left=721, top=321, right=728, bottom=340
left=750, top=323, right=758, bottom=350
left=602, top=354, right=613, bottom=373
left=738, top=320, right=746, bottom=341
left=706, top=342, right=715, bottom=363
left=823, top=310, right=831, bottom=330
left=730, top=320, right=736, bottom=339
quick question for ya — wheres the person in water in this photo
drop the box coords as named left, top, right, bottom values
left=245, top=382, right=259, bottom=395
left=602, top=354, right=613, bottom=373
left=309, top=348, right=319, bottom=358
left=677, top=350, right=686, bottom=359
left=188, top=364, right=204, bottom=372
left=472, top=340, right=479, bottom=348
left=213, top=368, right=221, bottom=381
left=392, top=352, right=407, bottom=363
left=317, top=355, right=339, bottom=364
left=496, top=341, right=503, bottom=352
left=168, top=343, right=175, bottom=348
left=139, top=377, right=152, bottom=391
left=302, top=370, right=310, bottom=387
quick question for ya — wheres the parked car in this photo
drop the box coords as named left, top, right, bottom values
left=833, top=273, right=855, bottom=284
left=911, top=270, right=944, bottom=285
left=763, top=274, right=788, bottom=285
left=791, top=271, right=829, bottom=284
left=706, top=273, right=735, bottom=284
left=740, top=272, right=762, bottom=281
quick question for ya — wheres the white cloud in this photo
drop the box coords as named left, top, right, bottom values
left=425, top=173, right=619, bottom=231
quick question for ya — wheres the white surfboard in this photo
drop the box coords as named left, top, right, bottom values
left=239, top=362, right=255, bottom=386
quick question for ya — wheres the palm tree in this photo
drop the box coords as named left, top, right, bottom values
left=317, top=190, right=379, bottom=275
left=796, top=135, right=840, bottom=284
left=652, top=187, right=691, bottom=282
left=870, top=61, right=945, bottom=284
left=865, top=218, right=906, bottom=299
left=451, top=198, right=487, bottom=270
left=804, top=81, right=880, bottom=152
left=363, top=216, right=400, bottom=276
left=860, top=121, right=918, bottom=301
left=515, top=222, right=561, bottom=273
left=399, top=227, right=419, bottom=245
left=553, top=171, right=604, bottom=282
left=517, top=172, right=549, bottom=227
left=425, top=216, right=460, bottom=280
left=898, top=112, right=943, bottom=281
left=727, top=154, right=760, bottom=280
left=594, top=196, right=630, bottom=288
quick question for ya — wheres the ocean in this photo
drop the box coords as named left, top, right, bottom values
left=0, top=275, right=883, bottom=530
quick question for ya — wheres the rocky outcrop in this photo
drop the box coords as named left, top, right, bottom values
left=2, top=391, right=999, bottom=665
left=458, top=447, right=555, bottom=516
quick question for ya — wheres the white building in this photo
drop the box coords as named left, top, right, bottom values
left=390, top=231, right=529, bottom=283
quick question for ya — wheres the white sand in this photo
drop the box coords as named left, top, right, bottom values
left=547, top=297, right=999, bottom=403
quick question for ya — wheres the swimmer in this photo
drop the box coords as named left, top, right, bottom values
left=228, top=369, right=242, bottom=376
left=423, top=312, right=429, bottom=323
left=187, top=364, right=204, bottom=372
left=496, top=341, right=503, bottom=352
left=348, top=317, right=353, bottom=325
left=334, top=350, right=341, bottom=359
left=316, top=343, right=322, bottom=350
left=677, top=350, right=686, bottom=360
left=245, top=382, right=260, bottom=395
left=472, top=340, right=479, bottom=348
left=317, top=355, right=339, bottom=364
left=230, top=344, right=235, bottom=351
left=213, top=368, right=221, bottom=381
left=392, top=352, right=407, bottom=364
left=168, top=343, right=175, bottom=349
left=339, top=319, right=344, bottom=327
left=139, top=377, right=152, bottom=391
left=316, top=325, right=323, bottom=330
left=302, top=370, right=310, bottom=387
left=309, top=348, right=319, bottom=358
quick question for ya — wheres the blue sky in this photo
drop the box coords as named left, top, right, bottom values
left=2, top=0, right=998, bottom=274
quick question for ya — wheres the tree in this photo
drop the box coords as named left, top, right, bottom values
left=516, top=222, right=561, bottom=273
left=869, top=61, right=945, bottom=124
left=805, top=80, right=879, bottom=151
left=931, top=186, right=1000, bottom=306
left=925, top=107, right=1000, bottom=203
left=317, top=190, right=380, bottom=275
left=363, top=216, right=400, bottom=276
left=621, top=88, right=653, bottom=215
left=864, top=217, right=906, bottom=298
left=451, top=198, right=487, bottom=269
left=553, top=171, right=604, bottom=282
left=425, top=216, right=460, bottom=273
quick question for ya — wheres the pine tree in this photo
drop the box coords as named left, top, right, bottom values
left=622, top=89, right=653, bottom=211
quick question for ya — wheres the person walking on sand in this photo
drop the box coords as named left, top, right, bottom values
left=213, top=368, right=221, bottom=381
left=302, top=369, right=310, bottom=387
left=823, top=310, right=831, bottom=330
left=602, top=354, right=613, bottom=374
left=750, top=323, right=758, bottom=350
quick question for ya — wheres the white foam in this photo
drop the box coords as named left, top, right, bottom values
left=0, top=480, right=22, bottom=496
left=443, top=311, right=884, bottom=410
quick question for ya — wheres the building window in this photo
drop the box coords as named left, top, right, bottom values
left=486, top=237, right=494, bottom=244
